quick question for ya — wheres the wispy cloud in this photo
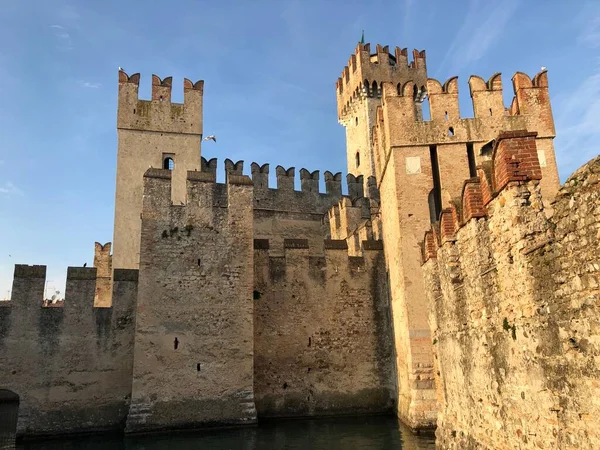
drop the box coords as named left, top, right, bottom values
left=0, top=182, right=23, bottom=196
left=554, top=11, right=600, bottom=177
left=402, top=0, right=413, bottom=42
left=77, top=80, right=101, bottom=89
left=436, top=0, right=519, bottom=77
left=50, top=24, right=73, bottom=50
left=554, top=59, right=600, bottom=173
left=578, top=16, right=600, bottom=48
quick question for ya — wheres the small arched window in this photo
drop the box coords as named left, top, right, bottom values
left=163, top=157, right=174, bottom=170
left=355, top=151, right=361, bottom=168
left=355, top=117, right=359, bottom=126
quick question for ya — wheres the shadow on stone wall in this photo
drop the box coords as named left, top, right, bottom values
left=0, top=389, right=19, bottom=450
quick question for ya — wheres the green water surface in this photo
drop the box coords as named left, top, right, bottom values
left=17, top=416, right=436, bottom=450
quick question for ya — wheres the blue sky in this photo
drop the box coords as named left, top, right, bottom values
left=0, top=0, right=599, bottom=299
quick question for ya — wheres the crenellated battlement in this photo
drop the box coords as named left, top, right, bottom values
left=374, top=69, right=554, bottom=148
left=225, top=158, right=244, bottom=176
left=420, top=130, right=546, bottom=261
left=113, top=69, right=204, bottom=271
left=117, top=70, right=203, bottom=134
left=336, top=43, right=428, bottom=122
left=0, top=264, right=138, bottom=436
left=197, top=157, right=371, bottom=216
left=419, top=135, right=600, bottom=449
left=328, top=195, right=377, bottom=245
left=144, top=162, right=383, bottom=251
left=141, top=167, right=253, bottom=225
left=118, top=70, right=204, bottom=99
left=468, top=72, right=504, bottom=118
left=370, top=70, right=559, bottom=204
left=3, top=265, right=138, bottom=309
left=200, top=157, right=348, bottom=196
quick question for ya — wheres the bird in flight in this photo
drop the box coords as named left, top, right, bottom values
left=204, top=135, right=217, bottom=142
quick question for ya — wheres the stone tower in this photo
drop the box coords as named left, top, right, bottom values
left=336, top=43, right=428, bottom=191
left=113, top=71, right=204, bottom=270
left=337, top=42, right=561, bottom=430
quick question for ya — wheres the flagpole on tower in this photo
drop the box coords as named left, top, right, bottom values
left=361, top=30, right=365, bottom=44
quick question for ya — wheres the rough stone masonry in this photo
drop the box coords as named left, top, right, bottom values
left=422, top=133, right=600, bottom=449
left=0, top=40, right=598, bottom=450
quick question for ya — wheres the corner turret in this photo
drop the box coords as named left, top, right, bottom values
left=336, top=42, right=429, bottom=192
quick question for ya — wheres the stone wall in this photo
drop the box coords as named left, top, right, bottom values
left=372, top=72, right=560, bottom=207
left=253, top=239, right=395, bottom=417
left=126, top=168, right=256, bottom=433
left=421, top=131, right=600, bottom=449
left=546, top=155, right=600, bottom=448
left=201, top=157, right=346, bottom=255
left=0, top=265, right=137, bottom=437
left=250, top=162, right=343, bottom=255
left=93, top=242, right=112, bottom=307
left=113, top=71, right=203, bottom=271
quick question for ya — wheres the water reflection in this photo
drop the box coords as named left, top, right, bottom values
left=18, top=415, right=436, bottom=450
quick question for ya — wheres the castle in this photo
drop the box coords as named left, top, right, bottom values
left=1, top=41, right=599, bottom=449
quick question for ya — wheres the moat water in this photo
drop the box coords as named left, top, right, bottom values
left=16, top=416, right=436, bottom=449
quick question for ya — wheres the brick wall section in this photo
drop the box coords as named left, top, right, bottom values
left=422, top=231, right=437, bottom=262
left=477, top=164, right=494, bottom=206
left=492, top=131, right=542, bottom=192
left=439, top=209, right=456, bottom=243
left=421, top=154, right=600, bottom=448
left=461, top=179, right=487, bottom=221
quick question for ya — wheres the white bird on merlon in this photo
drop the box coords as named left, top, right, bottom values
left=204, top=135, right=217, bottom=142
left=119, top=66, right=123, bottom=71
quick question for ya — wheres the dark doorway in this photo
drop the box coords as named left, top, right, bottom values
left=0, top=389, right=19, bottom=449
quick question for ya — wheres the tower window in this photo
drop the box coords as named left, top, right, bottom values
left=355, top=151, right=360, bottom=168
left=355, top=117, right=358, bottom=126
left=447, top=127, right=455, bottom=136
left=163, top=157, right=174, bottom=170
